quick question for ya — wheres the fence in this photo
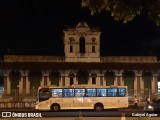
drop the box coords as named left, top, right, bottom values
left=0, top=102, right=35, bottom=109
left=0, top=90, right=38, bottom=102
left=128, top=89, right=158, bottom=100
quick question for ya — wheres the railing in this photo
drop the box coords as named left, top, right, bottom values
left=0, top=102, right=35, bottom=108
left=0, top=90, right=37, bottom=102
left=127, top=89, right=159, bottom=107
left=4, top=55, right=65, bottom=62
left=100, top=56, right=157, bottom=63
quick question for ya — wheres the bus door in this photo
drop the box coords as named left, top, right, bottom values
left=38, top=88, right=50, bottom=109
left=74, top=88, right=85, bottom=109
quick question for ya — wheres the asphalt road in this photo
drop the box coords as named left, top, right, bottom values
left=0, top=109, right=159, bottom=118
left=0, top=109, right=160, bottom=120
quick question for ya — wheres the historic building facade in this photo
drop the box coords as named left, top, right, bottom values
left=0, top=22, right=159, bottom=100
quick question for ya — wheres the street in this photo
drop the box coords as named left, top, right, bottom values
left=0, top=109, right=160, bottom=120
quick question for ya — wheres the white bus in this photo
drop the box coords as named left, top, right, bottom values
left=35, top=85, right=128, bottom=111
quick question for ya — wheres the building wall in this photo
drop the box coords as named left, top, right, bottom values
left=3, top=69, right=158, bottom=97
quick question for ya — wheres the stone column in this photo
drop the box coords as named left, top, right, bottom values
left=139, top=74, right=144, bottom=94
left=152, top=74, right=158, bottom=93
left=22, top=76, right=26, bottom=94
left=22, top=70, right=29, bottom=95
left=114, top=76, right=118, bottom=86
left=116, top=74, right=123, bottom=86
left=134, top=75, right=138, bottom=94
left=4, top=76, right=7, bottom=95
left=88, top=74, right=92, bottom=85
left=41, top=76, right=44, bottom=87
left=97, top=76, right=101, bottom=86
left=59, top=76, right=63, bottom=86
left=26, top=76, right=30, bottom=94
left=7, top=76, right=10, bottom=94
left=154, top=75, right=158, bottom=93
left=19, top=76, right=23, bottom=94
left=74, top=77, right=78, bottom=85
left=42, top=71, right=49, bottom=87
left=136, top=75, right=140, bottom=92
left=102, top=75, right=105, bottom=86
left=120, top=75, right=123, bottom=86
left=44, top=76, right=47, bottom=86
left=47, top=76, right=50, bottom=86
left=65, top=77, right=70, bottom=86
left=115, top=74, right=120, bottom=86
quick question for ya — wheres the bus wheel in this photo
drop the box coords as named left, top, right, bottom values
left=94, top=103, right=103, bottom=111
left=51, top=104, right=60, bottom=111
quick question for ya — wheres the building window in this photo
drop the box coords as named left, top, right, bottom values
left=70, top=45, right=73, bottom=52
left=79, top=37, right=85, bottom=53
left=69, top=37, right=75, bottom=42
left=69, top=71, right=75, bottom=85
left=92, top=77, right=96, bottom=84
left=91, top=72, right=97, bottom=84
left=91, top=37, right=96, bottom=42
left=92, top=46, right=95, bottom=53
left=70, top=77, right=74, bottom=85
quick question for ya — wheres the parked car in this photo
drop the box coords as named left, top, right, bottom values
left=144, top=99, right=160, bottom=112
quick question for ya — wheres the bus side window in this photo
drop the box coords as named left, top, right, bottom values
left=63, top=89, right=74, bottom=97
left=107, top=88, right=117, bottom=97
left=52, top=89, right=62, bottom=97
left=75, top=89, right=85, bottom=97
left=118, top=88, right=126, bottom=97
left=97, top=89, right=106, bottom=97
left=85, top=89, right=96, bottom=97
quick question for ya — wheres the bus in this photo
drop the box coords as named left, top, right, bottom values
left=35, top=85, right=128, bottom=111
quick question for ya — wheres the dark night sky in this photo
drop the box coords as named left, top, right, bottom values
left=0, top=0, right=160, bottom=56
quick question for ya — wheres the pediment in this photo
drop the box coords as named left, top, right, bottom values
left=76, top=21, right=90, bottom=30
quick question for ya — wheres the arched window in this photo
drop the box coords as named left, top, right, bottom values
left=49, top=71, right=60, bottom=86
left=123, top=70, right=135, bottom=95
left=69, top=71, right=75, bottom=85
left=91, top=72, right=97, bottom=84
left=91, top=37, right=96, bottom=42
left=29, top=71, right=42, bottom=96
left=79, top=37, right=85, bottom=53
left=9, top=70, right=21, bottom=95
left=105, top=71, right=115, bottom=86
left=143, top=71, right=152, bottom=89
left=77, top=70, right=89, bottom=84
left=69, top=37, right=75, bottom=42
left=142, top=71, right=152, bottom=95
left=70, top=45, right=73, bottom=52
left=92, top=46, right=95, bottom=52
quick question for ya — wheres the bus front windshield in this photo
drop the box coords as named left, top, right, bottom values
left=39, top=88, right=50, bottom=102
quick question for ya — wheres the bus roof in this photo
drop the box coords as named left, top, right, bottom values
left=38, top=85, right=128, bottom=90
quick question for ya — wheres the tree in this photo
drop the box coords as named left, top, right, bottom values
left=82, top=0, right=160, bottom=26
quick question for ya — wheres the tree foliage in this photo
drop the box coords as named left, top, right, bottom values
left=82, top=0, right=160, bottom=26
